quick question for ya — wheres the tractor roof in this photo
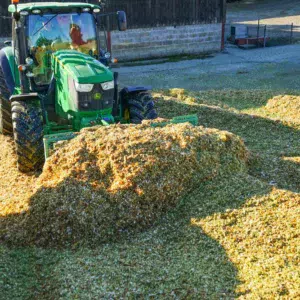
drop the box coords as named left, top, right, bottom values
left=8, top=2, right=101, bottom=13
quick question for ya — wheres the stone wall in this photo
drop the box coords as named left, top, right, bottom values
left=111, top=23, right=222, bottom=61
left=0, top=23, right=223, bottom=61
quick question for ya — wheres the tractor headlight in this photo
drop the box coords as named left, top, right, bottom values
left=75, top=82, right=94, bottom=93
left=101, top=80, right=114, bottom=90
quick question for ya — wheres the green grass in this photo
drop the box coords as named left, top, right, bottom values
left=0, top=89, right=299, bottom=299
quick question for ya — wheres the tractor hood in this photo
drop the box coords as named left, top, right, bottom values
left=52, top=50, right=113, bottom=84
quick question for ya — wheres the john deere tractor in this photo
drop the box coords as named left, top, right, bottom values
left=0, top=1, right=197, bottom=172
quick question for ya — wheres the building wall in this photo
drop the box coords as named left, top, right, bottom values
left=111, top=23, right=222, bottom=61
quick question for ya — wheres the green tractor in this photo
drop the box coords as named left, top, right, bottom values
left=0, top=1, right=197, bottom=172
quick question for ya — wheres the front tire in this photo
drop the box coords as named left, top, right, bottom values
left=12, top=100, right=45, bottom=173
left=127, top=92, right=158, bottom=124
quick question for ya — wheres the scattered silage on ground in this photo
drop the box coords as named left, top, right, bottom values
left=196, top=188, right=300, bottom=299
left=265, top=95, right=300, bottom=127
left=0, top=136, right=37, bottom=216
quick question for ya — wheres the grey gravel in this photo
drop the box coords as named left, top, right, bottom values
left=114, top=44, right=300, bottom=91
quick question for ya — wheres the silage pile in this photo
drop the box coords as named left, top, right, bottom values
left=4, top=122, right=248, bottom=247
left=266, top=95, right=300, bottom=126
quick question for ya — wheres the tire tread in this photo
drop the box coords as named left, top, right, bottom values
left=127, top=92, right=157, bottom=124
left=0, top=66, right=13, bottom=135
left=12, top=100, right=45, bottom=172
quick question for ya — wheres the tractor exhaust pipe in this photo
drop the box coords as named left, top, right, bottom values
left=113, top=72, right=119, bottom=116
left=14, top=15, right=29, bottom=93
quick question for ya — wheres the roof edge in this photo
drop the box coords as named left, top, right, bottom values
left=8, top=2, right=101, bottom=13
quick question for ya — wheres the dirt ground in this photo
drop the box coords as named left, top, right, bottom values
left=227, top=0, right=300, bottom=25
left=116, top=44, right=300, bottom=91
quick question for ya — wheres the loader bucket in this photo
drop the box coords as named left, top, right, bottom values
left=43, top=114, right=198, bottom=159
left=43, top=132, right=78, bottom=160
left=150, top=114, right=198, bottom=127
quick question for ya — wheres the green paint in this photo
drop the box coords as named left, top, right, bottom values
left=43, top=132, right=78, bottom=160
left=151, top=114, right=198, bottom=127
left=52, top=51, right=113, bottom=84
left=51, top=50, right=114, bottom=131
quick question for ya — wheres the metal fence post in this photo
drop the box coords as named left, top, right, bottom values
left=257, top=19, right=260, bottom=47
left=106, top=15, right=112, bottom=54
left=221, top=0, right=227, bottom=51
left=290, top=23, right=294, bottom=44
left=263, top=25, right=267, bottom=47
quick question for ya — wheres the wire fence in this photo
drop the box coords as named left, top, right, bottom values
left=225, top=21, right=300, bottom=49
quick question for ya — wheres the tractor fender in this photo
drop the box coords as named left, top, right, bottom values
left=0, top=48, right=17, bottom=96
left=119, top=85, right=152, bottom=104
left=120, top=86, right=152, bottom=95
left=10, top=93, right=39, bottom=103
left=10, top=93, right=46, bottom=124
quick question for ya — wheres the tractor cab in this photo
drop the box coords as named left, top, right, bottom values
left=8, top=2, right=121, bottom=88
left=27, top=11, right=99, bottom=85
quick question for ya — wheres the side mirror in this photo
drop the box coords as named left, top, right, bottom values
left=117, top=11, right=127, bottom=31
left=4, top=41, right=12, bottom=46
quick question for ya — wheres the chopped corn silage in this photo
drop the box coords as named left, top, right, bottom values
left=195, top=188, right=300, bottom=299
left=2, top=123, right=248, bottom=247
left=0, top=136, right=36, bottom=216
left=265, top=95, right=300, bottom=127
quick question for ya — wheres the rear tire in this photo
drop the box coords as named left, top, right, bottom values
left=0, top=66, right=13, bottom=135
left=12, top=100, right=45, bottom=173
left=127, top=92, right=158, bottom=124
